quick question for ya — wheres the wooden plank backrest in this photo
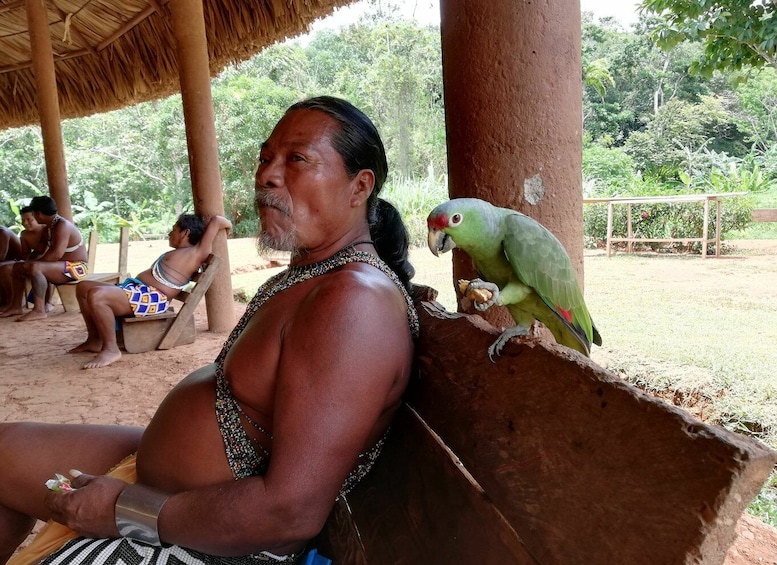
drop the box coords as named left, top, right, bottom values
left=318, top=284, right=775, bottom=564
left=118, top=226, right=129, bottom=278
left=86, top=231, right=98, bottom=272
left=320, top=404, right=536, bottom=563
left=84, top=227, right=129, bottom=275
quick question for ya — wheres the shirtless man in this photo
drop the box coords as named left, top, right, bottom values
left=0, top=96, right=417, bottom=564
left=0, top=207, right=49, bottom=311
left=1, top=196, right=88, bottom=321
left=68, top=213, right=232, bottom=369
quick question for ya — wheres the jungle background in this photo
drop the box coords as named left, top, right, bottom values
left=0, top=0, right=775, bottom=529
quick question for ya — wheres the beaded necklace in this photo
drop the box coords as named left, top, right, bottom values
left=215, top=241, right=418, bottom=365
left=46, top=214, right=61, bottom=246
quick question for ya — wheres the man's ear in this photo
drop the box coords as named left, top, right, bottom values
left=349, top=169, right=375, bottom=208
left=181, top=228, right=191, bottom=243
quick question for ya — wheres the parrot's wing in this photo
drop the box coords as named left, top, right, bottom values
left=502, top=213, right=595, bottom=342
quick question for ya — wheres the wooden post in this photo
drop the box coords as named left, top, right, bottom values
left=25, top=0, right=72, bottom=219
left=702, top=197, right=710, bottom=259
left=626, top=203, right=633, bottom=254
left=441, top=0, right=584, bottom=325
left=119, top=226, right=129, bottom=278
left=606, top=202, right=614, bottom=258
left=168, top=0, right=233, bottom=332
left=715, top=198, right=722, bottom=257
left=86, top=231, right=98, bottom=271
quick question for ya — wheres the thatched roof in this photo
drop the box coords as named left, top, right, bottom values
left=0, top=0, right=353, bottom=130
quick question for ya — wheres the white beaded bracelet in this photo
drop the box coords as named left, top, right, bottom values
left=114, top=483, right=169, bottom=546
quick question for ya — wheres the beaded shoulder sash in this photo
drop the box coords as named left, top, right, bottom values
left=214, top=245, right=419, bottom=481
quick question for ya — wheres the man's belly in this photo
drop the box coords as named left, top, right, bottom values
left=135, top=363, right=236, bottom=492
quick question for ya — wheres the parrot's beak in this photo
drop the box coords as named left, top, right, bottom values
left=427, top=228, right=456, bottom=256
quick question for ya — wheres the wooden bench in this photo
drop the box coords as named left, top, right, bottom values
left=312, top=284, right=776, bottom=564
left=56, top=227, right=129, bottom=312
left=117, top=253, right=221, bottom=353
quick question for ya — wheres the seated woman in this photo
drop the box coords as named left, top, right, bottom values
left=68, top=214, right=231, bottom=369
left=2, top=196, right=87, bottom=321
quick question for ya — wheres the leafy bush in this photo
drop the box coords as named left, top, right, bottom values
left=382, top=174, right=448, bottom=248
left=232, top=218, right=259, bottom=239
left=583, top=196, right=754, bottom=252
left=728, top=186, right=777, bottom=239
left=582, top=143, right=636, bottom=195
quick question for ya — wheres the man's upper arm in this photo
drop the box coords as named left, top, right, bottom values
left=266, top=274, right=409, bottom=516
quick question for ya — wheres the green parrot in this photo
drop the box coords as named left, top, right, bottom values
left=427, top=198, right=602, bottom=359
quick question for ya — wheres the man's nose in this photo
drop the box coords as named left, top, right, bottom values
left=256, top=161, right=282, bottom=189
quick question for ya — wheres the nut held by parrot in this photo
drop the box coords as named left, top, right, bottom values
left=458, top=279, right=493, bottom=304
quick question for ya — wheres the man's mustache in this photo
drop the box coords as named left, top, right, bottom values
left=254, top=191, right=291, bottom=216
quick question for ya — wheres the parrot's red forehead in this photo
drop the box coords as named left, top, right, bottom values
left=427, top=214, right=448, bottom=230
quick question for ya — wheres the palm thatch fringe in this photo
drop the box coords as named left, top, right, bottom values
left=0, top=0, right=353, bottom=130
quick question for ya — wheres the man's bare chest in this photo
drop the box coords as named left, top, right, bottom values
left=222, top=301, right=293, bottom=411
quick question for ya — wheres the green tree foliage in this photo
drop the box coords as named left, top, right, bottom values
left=582, top=142, right=636, bottom=195
left=582, top=13, right=712, bottom=145
left=307, top=21, right=444, bottom=180
left=731, top=67, right=777, bottom=178
left=1, top=6, right=776, bottom=248
left=584, top=58, right=616, bottom=101
left=640, top=0, right=777, bottom=76
left=623, top=95, right=741, bottom=179
left=0, top=127, right=46, bottom=225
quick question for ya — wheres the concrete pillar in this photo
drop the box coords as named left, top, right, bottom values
left=25, top=0, right=72, bottom=219
left=440, top=0, right=583, bottom=327
left=169, top=0, right=234, bottom=332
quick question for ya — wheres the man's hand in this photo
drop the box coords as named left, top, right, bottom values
left=45, top=470, right=125, bottom=538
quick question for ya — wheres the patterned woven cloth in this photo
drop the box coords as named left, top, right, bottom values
left=119, top=278, right=170, bottom=316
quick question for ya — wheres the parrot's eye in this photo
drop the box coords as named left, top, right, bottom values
left=449, top=213, right=463, bottom=226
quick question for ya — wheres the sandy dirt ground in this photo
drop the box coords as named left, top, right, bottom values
left=0, top=237, right=775, bottom=562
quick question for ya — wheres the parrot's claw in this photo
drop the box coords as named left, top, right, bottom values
left=465, top=278, right=500, bottom=311
left=487, top=325, right=531, bottom=362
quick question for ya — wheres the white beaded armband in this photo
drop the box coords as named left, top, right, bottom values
left=115, top=483, right=169, bottom=546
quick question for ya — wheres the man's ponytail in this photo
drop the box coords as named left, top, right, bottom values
left=369, top=198, right=415, bottom=291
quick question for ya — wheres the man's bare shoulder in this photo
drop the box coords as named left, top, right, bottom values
left=321, top=262, right=402, bottom=297
left=280, top=261, right=413, bottom=390
left=294, top=262, right=408, bottom=328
